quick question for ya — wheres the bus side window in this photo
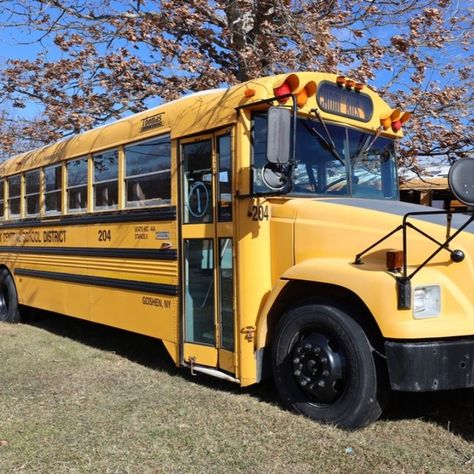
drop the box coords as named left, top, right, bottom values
left=73, top=190, right=83, bottom=209
left=8, top=175, right=21, bottom=219
left=94, top=149, right=118, bottom=211
left=125, top=135, right=171, bottom=208
left=132, top=182, right=146, bottom=205
left=25, top=169, right=40, bottom=217
left=100, top=187, right=115, bottom=207
left=44, top=165, right=62, bottom=215
left=67, top=157, right=88, bottom=213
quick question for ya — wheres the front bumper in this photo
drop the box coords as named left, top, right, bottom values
left=385, top=338, right=474, bottom=391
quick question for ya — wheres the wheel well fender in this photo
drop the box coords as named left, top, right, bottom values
left=255, top=279, right=386, bottom=382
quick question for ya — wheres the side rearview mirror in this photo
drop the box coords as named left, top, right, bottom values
left=448, top=158, right=474, bottom=207
left=267, top=106, right=291, bottom=165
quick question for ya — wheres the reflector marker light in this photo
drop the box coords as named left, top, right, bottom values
left=386, top=250, right=404, bottom=272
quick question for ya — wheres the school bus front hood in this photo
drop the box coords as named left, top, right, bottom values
left=290, top=197, right=474, bottom=265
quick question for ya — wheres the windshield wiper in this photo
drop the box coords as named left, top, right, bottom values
left=306, top=108, right=345, bottom=167
left=351, top=126, right=384, bottom=165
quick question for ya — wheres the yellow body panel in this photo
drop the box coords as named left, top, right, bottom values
left=183, top=343, right=217, bottom=367
left=0, top=218, right=180, bottom=354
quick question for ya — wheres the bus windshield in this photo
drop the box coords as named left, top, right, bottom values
left=252, top=113, right=399, bottom=199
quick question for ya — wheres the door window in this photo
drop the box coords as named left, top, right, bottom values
left=184, top=239, right=215, bottom=345
left=217, top=135, right=232, bottom=222
left=182, top=140, right=213, bottom=223
left=219, top=238, right=234, bottom=351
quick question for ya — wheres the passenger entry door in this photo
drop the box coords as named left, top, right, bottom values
left=180, top=131, right=235, bottom=374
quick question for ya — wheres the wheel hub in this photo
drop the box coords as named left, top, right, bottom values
left=292, top=333, right=345, bottom=403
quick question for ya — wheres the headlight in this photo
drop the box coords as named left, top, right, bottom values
left=413, top=285, right=441, bottom=319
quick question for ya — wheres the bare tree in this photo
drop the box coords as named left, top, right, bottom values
left=0, top=0, right=472, bottom=164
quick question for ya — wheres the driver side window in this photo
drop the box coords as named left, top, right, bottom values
left=251, top=113, right=270, bottom=193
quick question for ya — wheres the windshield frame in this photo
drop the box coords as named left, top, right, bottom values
left=251, top=111, right=399, bottom=200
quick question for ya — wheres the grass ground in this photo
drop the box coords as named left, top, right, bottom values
left=1, top=311, right=473, bottom=473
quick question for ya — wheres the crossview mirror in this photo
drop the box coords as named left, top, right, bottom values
left=267, top=106, right=291, bottom=164
left=448, top=158, right=474, bottom=207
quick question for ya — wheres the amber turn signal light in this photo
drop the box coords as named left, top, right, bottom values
left=386, top=250, right=404, bottom=272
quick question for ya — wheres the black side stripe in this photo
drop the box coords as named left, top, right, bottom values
left=0, top=206, right=176, bottom=229
left=14, top=269, right=178, bottom=296
left=0, top=246, right=177, bottom=260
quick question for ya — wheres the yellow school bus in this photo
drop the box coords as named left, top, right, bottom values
left=0, top=72, right=473, bottom=429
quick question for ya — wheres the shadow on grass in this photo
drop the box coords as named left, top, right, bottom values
left=23, top=307, right=474, bottom=440
left=383, top=390, right=474, bottom=441
left=22, top=307, right=278, bottom=403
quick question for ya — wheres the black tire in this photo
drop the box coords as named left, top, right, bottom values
left=272, top=304, right=384, bottom=429
left=0, top=268, right=20, bottom=323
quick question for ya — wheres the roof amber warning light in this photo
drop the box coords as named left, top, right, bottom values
left=380, top=108, right=411, bottom=132
left=273, top=74, right=316, bottom=108
left=336, top=75, right=364, bottom=92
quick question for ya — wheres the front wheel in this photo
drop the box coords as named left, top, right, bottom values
left=272, top=304, right=384, bottom=429
left=0, top=268, right=20, bottom=323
